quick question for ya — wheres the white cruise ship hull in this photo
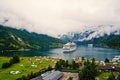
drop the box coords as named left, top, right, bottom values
left=63, top=47, right=77, bottom=53
left=63, top=42, right=77, bottom=53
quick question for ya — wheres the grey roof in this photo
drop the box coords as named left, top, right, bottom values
left=43, top=71, right=63, bottom=80
left=97, top=65, right=120, bottom=72
left=30, top=75, right=43, bottom=80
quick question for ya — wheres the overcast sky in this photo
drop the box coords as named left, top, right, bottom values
left=0, top=0, right=120, bottom=37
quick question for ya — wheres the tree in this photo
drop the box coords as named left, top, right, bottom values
left=16, top=78, right=22, bottom=80
left=71, top=60, right=76, bottom=69
left=92, top=58, right=95, bottom=62
left=82, top=57, right=85, bottom=61
left=70, top=60, right=79, bottom=69
left=117, top=73, right=120, bottom=80
left=55, top=61, right=61, bottom=70
left=79, top=60, right=99, bottom=80
left=13, top=55, right=20, bottom=63
left=2, top=56, right=20, bottom=69
left=60, top=59, right=65, bottom=67
left=21, top=75, right=27, bottom=80
left=10, top=55, right=20, bottom=64
left=47, top=65, right=52, bottom=71
left=2, top=62, right=10, bottom=68
left=105, top=58, right=109, bottom=63
left=29, top=72, right=34, bottom=79
left=65, top=60, right=69, bottom=67
left=107, top=72, right=116, bottom=80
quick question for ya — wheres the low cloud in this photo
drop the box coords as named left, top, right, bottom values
left=0, top=0, right=120, bottom=37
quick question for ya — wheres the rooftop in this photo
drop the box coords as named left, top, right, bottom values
left=97, top=64, right=120, bottom=72
left=43, top=71, right=63, bottom=80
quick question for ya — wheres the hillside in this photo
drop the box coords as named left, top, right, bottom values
left=0, top=25, right=63, bottom=51
left=59, top=25, right=120, bottom=49
left=75, top=34, right=120, bottom=49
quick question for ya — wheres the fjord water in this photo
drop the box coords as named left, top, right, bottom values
left=1, top=46, right=120, bottom=61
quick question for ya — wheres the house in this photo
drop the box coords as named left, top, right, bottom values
left=97, top=64, right=120, bottom=72
left=43, top=71, right=63, bottom=80
left=30, top=71, right=63, bottom=80
left=112, top=56, right=120, bottom=62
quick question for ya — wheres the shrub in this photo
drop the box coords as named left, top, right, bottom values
left=2, top=55, right=20, bottom=69
left=107, top=72, right=116, bottom=80
left=105, top=58, right=109, bottom=63
left=2, top=62, right=10, bottom=68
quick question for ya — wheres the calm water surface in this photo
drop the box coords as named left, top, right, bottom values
left=1, top=46, right=120, bottom=61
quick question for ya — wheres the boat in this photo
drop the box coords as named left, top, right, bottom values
left=112, top=56, right=120, bottom=62
left=63, top=42, right=77, bottom=53
left=88, top=44, right=93, bottom=47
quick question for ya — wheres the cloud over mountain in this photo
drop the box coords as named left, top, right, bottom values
left=0, top=0, right=120, bottom=37
left=59, top=25, right=120, bottom=41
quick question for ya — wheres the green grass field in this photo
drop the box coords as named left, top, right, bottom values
left=98, top=71, right=119, bottom=80
left=0, top=57, right=58, bottom=80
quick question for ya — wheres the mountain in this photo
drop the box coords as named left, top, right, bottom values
left=75, top=34, right=120, bottom=49
left=59, top=25, right=120, bottom=41
left=59, top=25, right=120, bottom=49
left=0, top=25, right=63, bottom=51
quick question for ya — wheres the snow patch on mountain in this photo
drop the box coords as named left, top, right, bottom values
left=59, top=25, right=120, bottom=41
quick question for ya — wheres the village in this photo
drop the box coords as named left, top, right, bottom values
left=0, top=55, right=120, bottom=80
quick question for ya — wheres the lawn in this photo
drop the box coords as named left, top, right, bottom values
left=0, top=56, right=58, bottom=80
left=98, top=71, right=119, bottom=80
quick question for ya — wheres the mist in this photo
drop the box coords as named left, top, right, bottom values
left=0, top=0, right=120, bottom=37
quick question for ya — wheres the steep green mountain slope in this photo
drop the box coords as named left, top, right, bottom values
left=0, top=25, right=63, bottom=50
left=75, top=34, right=120, bottom=49
left=93, top=34, right=120, bottom=49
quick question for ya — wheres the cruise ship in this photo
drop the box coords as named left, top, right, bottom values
left=63, top=42, right=77, bottom=53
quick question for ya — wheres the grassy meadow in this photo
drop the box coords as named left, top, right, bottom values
left=0, top=56, right=58, bottom=80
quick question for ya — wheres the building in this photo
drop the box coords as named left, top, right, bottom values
left=43, top=71, right=63, bottom=80
left=30, top=71, right=63, bottom=80
left=97, top=64, right=120, bottom=72
left=112, top=56, right=120, bottom=62
left=88, top=44, right=93, bottom=47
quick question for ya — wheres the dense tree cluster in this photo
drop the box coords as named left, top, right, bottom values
left=55, top=59, right=79, bottom=70
left=79, top=59, right=99, bottom=80
left=2, top=55, right=20, bottom=69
